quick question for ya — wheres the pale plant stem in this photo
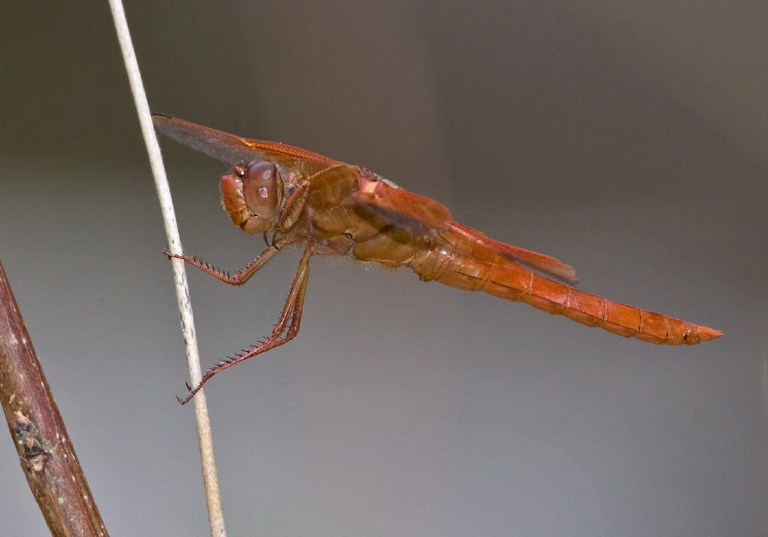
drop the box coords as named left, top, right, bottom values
left=107, top=1, right=226, bottom=536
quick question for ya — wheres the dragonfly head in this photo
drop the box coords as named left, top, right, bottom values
left=220, top=160, right=284, bottom=234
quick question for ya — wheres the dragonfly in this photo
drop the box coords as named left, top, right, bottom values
left=153, top=115, right=722, bottom=404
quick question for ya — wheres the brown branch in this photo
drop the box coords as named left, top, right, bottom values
left=0, top=259, right=108, bottom=536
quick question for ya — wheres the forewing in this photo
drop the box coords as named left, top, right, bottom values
left=152, top=114, right=268, bottom=165
left=449, top=222, right=578, bottom=284
left=153, top=115, right=338, bottom=167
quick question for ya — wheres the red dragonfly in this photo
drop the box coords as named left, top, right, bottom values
left=153, top=115, right=722, bottom=403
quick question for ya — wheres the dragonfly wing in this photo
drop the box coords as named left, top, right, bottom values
left=350, top=173, right=576, bottom=283
left=449, top=222, right=578, bottom=284
left=153, top=114, right=266, bottom=166
left=351, top=172, right=453, bottom=234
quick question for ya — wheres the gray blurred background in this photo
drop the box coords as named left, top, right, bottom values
left=1, top=1, right=766, bottom=536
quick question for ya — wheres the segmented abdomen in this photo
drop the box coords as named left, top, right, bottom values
left=409, top=239, right=721, bottom=345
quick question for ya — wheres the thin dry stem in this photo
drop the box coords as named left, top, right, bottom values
left=107, top=1, right=226, bottom=535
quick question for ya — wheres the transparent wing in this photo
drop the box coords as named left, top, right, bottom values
left=152, top=114, right=265, bottom=165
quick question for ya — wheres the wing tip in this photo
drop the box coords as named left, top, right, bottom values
left=553, top=265, right=579, bottom=285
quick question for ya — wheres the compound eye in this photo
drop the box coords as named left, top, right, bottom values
left=241, top=160, right=280, bottom=218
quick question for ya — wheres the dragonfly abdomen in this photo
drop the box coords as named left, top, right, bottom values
left=411, top=241, right=721, bottom=345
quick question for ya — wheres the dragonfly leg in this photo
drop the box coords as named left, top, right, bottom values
left=276, top=179, right=311, bottom=232
left=165, top=236, right=295, bottom=286
left=177, top=245, right=313, bottom=404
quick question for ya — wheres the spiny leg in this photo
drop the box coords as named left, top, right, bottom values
left=177, top=245, right=314, bottom=404
left=165, top=235, right=295, bottom=286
